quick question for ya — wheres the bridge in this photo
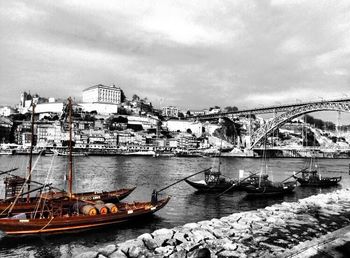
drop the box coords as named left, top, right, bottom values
left=192, top=97, right=350, bottom=149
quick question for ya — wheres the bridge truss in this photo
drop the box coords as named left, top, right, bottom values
left=250, top=100, right=350, bottom=148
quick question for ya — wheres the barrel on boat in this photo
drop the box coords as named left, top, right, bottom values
left=80, top=205, right=97, bottom=216
left=105, top=203, right=118, bottom=213
left=94, top=203, right=108, bottom=214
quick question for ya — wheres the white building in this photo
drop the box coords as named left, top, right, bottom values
left=0, top=106, right=16, bottom=116
left=79, top=102, right=119, bottom=115
left=127, top=115, right=160, bottom=130
left=83, top=84, right=123, bottom=104
left=35, top=102, right=64, bottom=114
left=162, top=106, right=179, bottom=117
left=163, top=120, right=203, bottom=137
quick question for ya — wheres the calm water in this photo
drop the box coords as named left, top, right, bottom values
left=0, top=155, right=349, bottom=257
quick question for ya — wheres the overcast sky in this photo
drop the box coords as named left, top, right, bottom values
left=0, top=0, right=349, bottom=114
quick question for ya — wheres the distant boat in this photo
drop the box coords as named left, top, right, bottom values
left=0, top=150, right=13, bottom=155
left=293, top=169, right=341, bottom=187
left=184, top=170, right=236, bottom=192
left=244, top=138, right=296, bottom=197
left=56, top=150, right=88, bottom=156
left=185, top=142, right=256, bottom=193
left=121, top=150, right=156, bottom=156
left=293, top=123, right=341, bottom=187
left=244, top=176, right=296, bottom=197
left=174, top=149, right=203, bottom=157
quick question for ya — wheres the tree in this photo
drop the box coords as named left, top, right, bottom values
left=224, top=106, right=238, bottom=112
left=132, top=94, right=140, bottom=101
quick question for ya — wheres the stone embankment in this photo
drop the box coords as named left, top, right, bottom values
left=77, top=189, right=350, bottom=258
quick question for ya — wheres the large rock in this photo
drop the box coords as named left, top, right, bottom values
left=98, top=244, right=117, bottom=256
left=152, top=228, right=174, bottom=247
left=154, top=246, right=175, bottom=256
left=74, top=251, right=99, bottom=258
left=109, top=250, right=128, bottom=258
left=191, top=228, right=215, bottom=242
left=117, top=239, right=144, bottom=255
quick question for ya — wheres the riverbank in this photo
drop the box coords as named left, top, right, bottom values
left=281, top=224, right=350, bottom=257
left=73, top=188, right=350, bottom=258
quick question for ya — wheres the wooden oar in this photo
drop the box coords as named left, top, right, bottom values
left=4, top=173, right=67, bottom=193
left=5, top=184, right=53, bottom=201
left=281, top=171, right=302, bottom=183
left=0, top=168, right=19, bottom=176
left=216, top=171, right=260, bottom=198
left=157, top=167, right=211, bottom=193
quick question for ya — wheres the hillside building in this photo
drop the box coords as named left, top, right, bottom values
left=83, top=84, right=124, bottom=104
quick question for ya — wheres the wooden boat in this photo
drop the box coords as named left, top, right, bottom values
left=174, top=149, right=203, bottom=157
left=293, top=169, right=341, bottom=187
left=244, top=179, right=296, bottom=197
left=0, top=197, right=170, bottom=235
left=185, top=174, right=236, bottom=192
left=293, top=150, right=342, bottom=187
left=184, top=169, right=252, bottom=192
left=185, top=144, right=255, bottom=193
left=0, top=175, right=136, bottom=214
left=244, top=137, right=296, bottom=197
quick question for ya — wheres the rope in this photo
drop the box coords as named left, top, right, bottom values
left=7, top=151, right=43, bottom=216
left=0, top=203, right=12, bottom=216
left=33, top=153, right=58, bottom=218
left=38, top=216, right=55, bottom=232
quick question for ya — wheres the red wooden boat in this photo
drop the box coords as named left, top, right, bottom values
left=0, top=197, right=170, bottom=235
left=0, top=176, right=136, bottom=215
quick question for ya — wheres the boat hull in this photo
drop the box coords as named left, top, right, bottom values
left=295, top=176, right=341, bottom=187
left=0, top=197, right=170, bottom=235
left=244, top=182, right=296, bottom=197
left=0, top=187, right=136, bottom=215
left=185, top=179, right=241, bottom=192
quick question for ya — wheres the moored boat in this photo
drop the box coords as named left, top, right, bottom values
left=0, top=197, right=170, bottom=235
left=293, top=151, right=342, bottom=187
left=244, top=179, right=296, bottom=197
left=293, top=169, right=341, bottom=187
left=185, top=170, right=255, bottom=192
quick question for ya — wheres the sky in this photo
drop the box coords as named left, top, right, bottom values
left=0, top=0, right=350, bottom=118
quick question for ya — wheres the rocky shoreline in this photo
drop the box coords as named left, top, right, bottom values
left=76, top=188, right=350, bottom=258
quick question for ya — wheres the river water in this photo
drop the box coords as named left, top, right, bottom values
left=0, top=155, right=349, bottom=257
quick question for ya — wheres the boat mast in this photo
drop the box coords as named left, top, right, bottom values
left=27, top=103, right=35, bottom=203
left=218, top=138, right=223, bottom=173
left=67, top=97, right=73, bottom=198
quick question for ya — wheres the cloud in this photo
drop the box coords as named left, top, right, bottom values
left=0, top=0, right=349, bottom=112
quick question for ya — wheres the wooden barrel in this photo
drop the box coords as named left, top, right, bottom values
left=105, top=203, right=118, bottom=213
left=80, top=205, right=97, bottom=216
left=94, top=203, right=108, bottom=214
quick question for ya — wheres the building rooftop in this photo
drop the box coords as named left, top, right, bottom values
left=83, top=84, right=122, bottom=92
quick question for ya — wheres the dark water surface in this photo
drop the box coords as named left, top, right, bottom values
left=0, top=155, right=349, bottom=257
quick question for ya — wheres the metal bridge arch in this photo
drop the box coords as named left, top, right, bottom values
left=250, top=101, right=350, bottom=148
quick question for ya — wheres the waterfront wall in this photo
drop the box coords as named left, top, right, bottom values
left=75, top=188, right=350, bottom=258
